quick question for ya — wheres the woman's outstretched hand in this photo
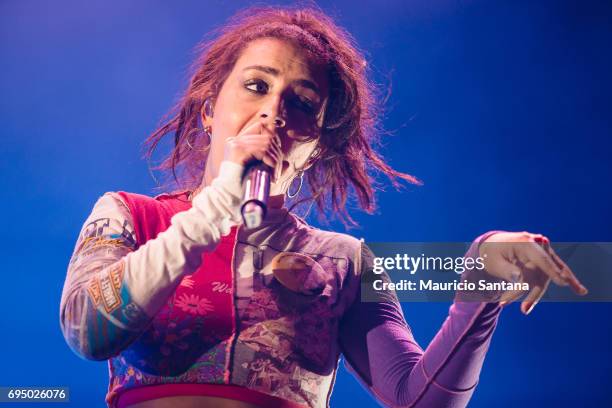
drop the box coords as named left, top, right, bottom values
left=479, top=231, right=589, bottom=315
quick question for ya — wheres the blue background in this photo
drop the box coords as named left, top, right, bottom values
left=1, top=0, right=611, bottom=406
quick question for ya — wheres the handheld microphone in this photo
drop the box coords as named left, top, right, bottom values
left=240, top=161, right=273, bottom=229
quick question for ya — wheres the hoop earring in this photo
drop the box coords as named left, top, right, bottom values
left=287, top=170, right=304, bottom=198
left=186, top=126, right=212, bottom=152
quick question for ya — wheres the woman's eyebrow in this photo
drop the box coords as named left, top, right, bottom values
left=243, top=64, right=280, bottom=75
left=243, top=65, right=320, bottom=93
left=294, top=79, right=320, bottom=94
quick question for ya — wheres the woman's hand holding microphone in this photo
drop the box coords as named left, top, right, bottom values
left=223, top=120, right=284, bottom=183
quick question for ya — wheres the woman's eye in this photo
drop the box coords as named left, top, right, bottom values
left=294, top=96, right=315, bottom=115
left=244, top=80, right=268, bottom=94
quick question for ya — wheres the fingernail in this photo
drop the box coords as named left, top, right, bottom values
left=511, top=271, right=521, bottom=283
left=526, top=302, right=536, bottom=315
left=521, top=302, right=530, bottom=314
left=580, top=285, right=588, bottom=295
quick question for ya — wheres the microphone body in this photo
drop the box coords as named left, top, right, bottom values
left=241, top=162, right=272, bottom=229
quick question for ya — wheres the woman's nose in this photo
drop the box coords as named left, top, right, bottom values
left=260, top=112, right=286, bottom=128
left=259, top=95, right=287, bottom=128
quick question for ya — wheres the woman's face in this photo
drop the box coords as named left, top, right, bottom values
left=201, top=37, right=329, bottom=196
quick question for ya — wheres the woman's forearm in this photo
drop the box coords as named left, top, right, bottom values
left=59, top=161, right=244, bottom=361
left=401, top=301, right=501, bottom=407
left=341, top=234, right=504, bottom=407
left=122, top=160, right=245, bottom=317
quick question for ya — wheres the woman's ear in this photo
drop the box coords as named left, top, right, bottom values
left=302, top=146, right=322, bottom=171
left=200, top=97, right=215, bottom=127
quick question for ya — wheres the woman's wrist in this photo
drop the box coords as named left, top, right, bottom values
left=212, top=160, right=246, bottom=197
left=188, top=161, right=246, bottom=229
left=454, top=230, right=509, bottom=303
left=191, top=160, right=245, bottom=201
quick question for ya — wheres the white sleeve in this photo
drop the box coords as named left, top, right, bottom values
left=123, top=160, right=245, bottom=317
left=59, top=160, right=245, bottom=360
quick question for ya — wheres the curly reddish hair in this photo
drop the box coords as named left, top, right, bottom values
left=144, top=5, right=421, bottom=228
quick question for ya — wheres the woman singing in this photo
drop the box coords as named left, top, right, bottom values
left=59, top=6, right=588, bottom=408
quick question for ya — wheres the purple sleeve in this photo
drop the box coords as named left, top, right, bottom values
left=339, top=232, right=504, bottom=407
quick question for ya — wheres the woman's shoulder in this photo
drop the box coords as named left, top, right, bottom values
left=290, top=218, right=364, bottom=259
left=106, top=189, right=191, bottom=205
left=94, top=189, right=192, bottom=218
left=74, top=192, right=135, bottom=242
left=70, top=192, right=138, bottom=256
left=320, top=228, right=363, bottom=248
left=85, top=191, right=133, bottom=224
